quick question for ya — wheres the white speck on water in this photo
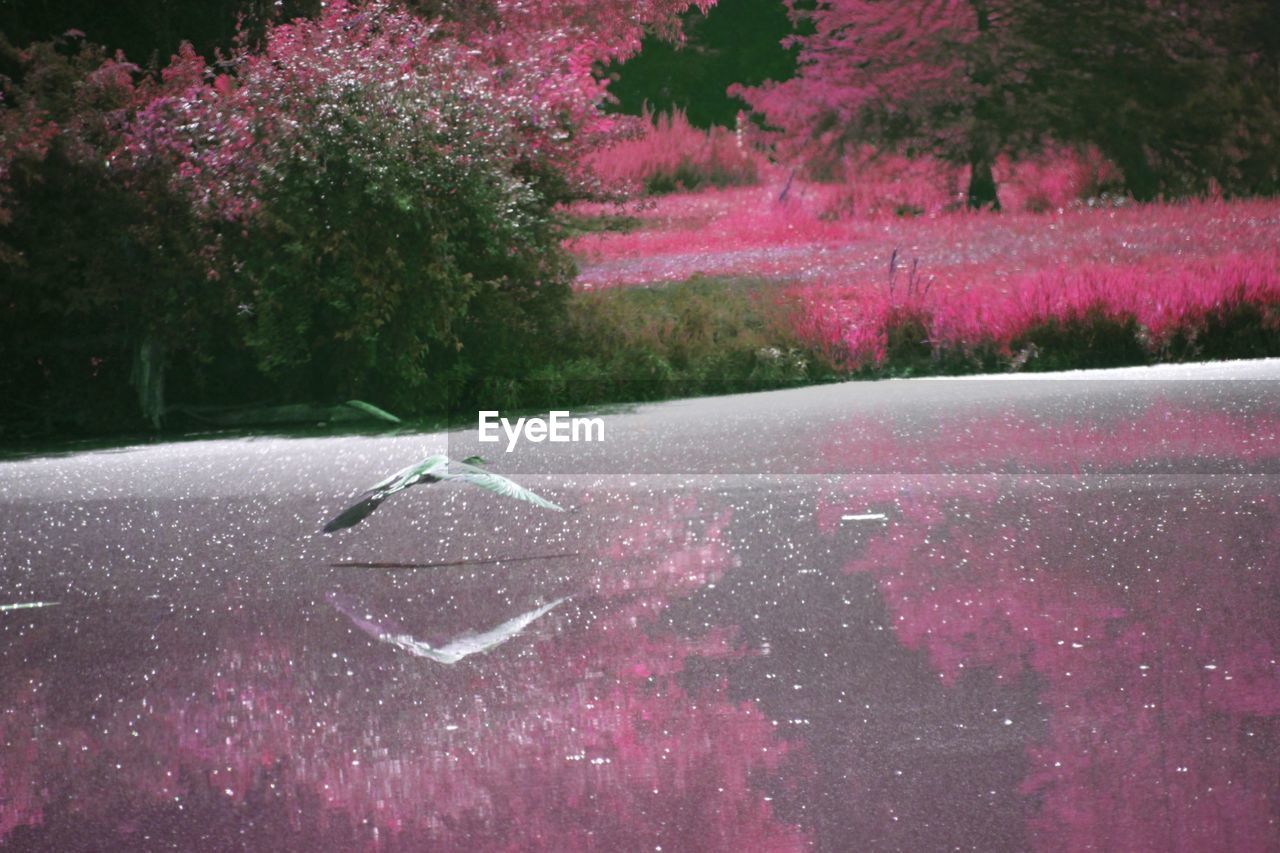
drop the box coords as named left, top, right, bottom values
left=0, top=601, right=60, bottom=612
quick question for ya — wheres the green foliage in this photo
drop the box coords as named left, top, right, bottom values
left=143, top=5, right=580, bottom=417
left=865, top=300, right=1280, bottom=377
left=1159, top=303, right=1280, bottom=363
left=0, top=11, right=578, bottom=437
left=606, top=0, right=799, bottom=128
left=0, top=35, right=214, bottom=436
left=450, top=277, right=842, bottom=414
left=229, top=138, right=568, bottom=413
left=1013, top=0, right=1280, bottom=199
left=1009, top=311, right=1151, bottom=372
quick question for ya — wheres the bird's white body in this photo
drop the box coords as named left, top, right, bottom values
left=323, top=453, right=563, bottom=532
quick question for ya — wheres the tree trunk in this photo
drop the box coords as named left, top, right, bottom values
left=131, top=337, right=166, bottom=429
left=1115, top=143, right=1159, bottom=202
left=967, top=153, right=1000, bottom=211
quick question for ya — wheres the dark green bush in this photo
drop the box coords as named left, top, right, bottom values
left=1010, top=309, right=1151, bottom=372
left=445, top=277, right=842, bottom=415
left=177, top=13, right=576, bottom=416
left=1160, top=303, right=1280, bottom=362
left=1, top=13, right=577, bottom=438
left=0, top=36, right=216, bottom=436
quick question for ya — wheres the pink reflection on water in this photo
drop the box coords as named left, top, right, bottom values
left=816, top=401, right=1280, bottom=851
left=0, top=494, right=806, bottom=850
left=4, top=395, right=1278, bottom=849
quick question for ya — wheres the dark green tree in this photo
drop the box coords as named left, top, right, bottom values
left=1014, top=0, right=1280, bottom=199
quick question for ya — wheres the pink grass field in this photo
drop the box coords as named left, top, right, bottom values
left=583, top=107, right=764, bottom=192
left=567, top=180, right=1280, bottom=368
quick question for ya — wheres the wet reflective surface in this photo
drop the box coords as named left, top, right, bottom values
left=3, top=363, right=1279, bottom=850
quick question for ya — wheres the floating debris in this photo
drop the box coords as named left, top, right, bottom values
left=342, top=399, right=401, bottom=424
left=0, top=601, right=60, bottom=613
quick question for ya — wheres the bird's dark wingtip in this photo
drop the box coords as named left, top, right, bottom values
left=322, top=517, right=353, bottom=534
left=322, top=494, right=385, bottom=533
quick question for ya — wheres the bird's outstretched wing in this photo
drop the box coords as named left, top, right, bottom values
left=323, top=454, right=559, bottom=533
left=323, top=492, right=389, bottom=533
left=362, top=453, right=448, bottom=495
left=325, top=454, right=450, bottom=532
left=360, top=469, right=408, bottom=495
left=447, top=463, right=565, bottom=511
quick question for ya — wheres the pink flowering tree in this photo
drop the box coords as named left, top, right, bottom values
left=736, top=0, right=1024, bottom=209
left=740, top=0, right=1280, bottom=204
left=411, top=0, right=718, bottom=196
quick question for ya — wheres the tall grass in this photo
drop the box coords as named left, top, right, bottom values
left=458, top=278, right=841, bottom=414
left=788, top=251, right=1280, bottom=373
left=808, top=144, right=1125, bottom=217
left=587, top=107, right=768, bottom=195
left=568, top=174, right=1280, bottom=376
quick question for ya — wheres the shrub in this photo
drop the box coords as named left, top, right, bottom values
left=783, top=250, right=1280, bottom=375
left=124, top=3, right=575, bottom=415
left=1009, top=310, right=1150, bottom=371
left=801, top=145, right=1125, bottom=220
left=809, top=147, right=962, bottom=219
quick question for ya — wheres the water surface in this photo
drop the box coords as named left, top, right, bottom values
left=2, top=370, right=1278, bottom=850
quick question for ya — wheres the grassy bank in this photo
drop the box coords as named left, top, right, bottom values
left=7, top=231, right=1278, bottom=447
left=6, top=270, right=1277, bottom=448
left=458, top=267, right=1280, bottom=419
left=566, top=186, right=1280, bottom=385
left=454, top=277, right=844, bottom=416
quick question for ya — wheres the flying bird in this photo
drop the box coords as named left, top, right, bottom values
left=323, top=454, right=563, bottom=533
